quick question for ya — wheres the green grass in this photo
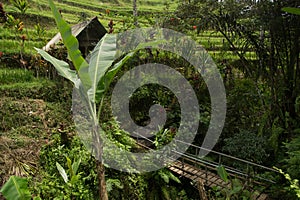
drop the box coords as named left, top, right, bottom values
left=0, top=39, right=45, bottom=54
left=0, top=68, right=35, bottom=84
left=0, top=78, right=72, bottom=102
left=0, top=29, right=55, bottom=41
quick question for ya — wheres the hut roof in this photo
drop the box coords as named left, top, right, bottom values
left=43, top=16, right=107, bottom=54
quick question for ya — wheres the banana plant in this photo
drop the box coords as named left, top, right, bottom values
left=0, top=176, right=32, bottom=200
left=35, top=1, right=134, bottom=199
left=56, top=156, right=82, bottom=185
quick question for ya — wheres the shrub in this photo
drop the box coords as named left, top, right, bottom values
left=35, top=134, right=98, bottom=199
left=222, top=129, right=268, bottom=165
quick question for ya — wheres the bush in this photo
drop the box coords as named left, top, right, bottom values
left=284, top=135, right=300, bottom=180
left=222, top=129, right=268, bottom=164
left=34, top=134, right=99, bottom=200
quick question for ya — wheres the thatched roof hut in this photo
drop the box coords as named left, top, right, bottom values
left=43, top=16, right=107, bottom=57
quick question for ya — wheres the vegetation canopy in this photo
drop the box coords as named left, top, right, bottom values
left=0, top=0, right=300, bottom=199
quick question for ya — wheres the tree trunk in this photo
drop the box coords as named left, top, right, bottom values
left=133, top=0, right=138, bottom=27
left=197, top=179, right=208, bottom=200
left=97, top=161, right=108, bottom=200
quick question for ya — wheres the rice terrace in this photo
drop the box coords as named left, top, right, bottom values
left=0, top=0, right=300, bottom=199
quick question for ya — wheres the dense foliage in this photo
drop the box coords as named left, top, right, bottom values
left=170, top=0, right=300, bottom=198
left=0, top=0, right=300, bottom=199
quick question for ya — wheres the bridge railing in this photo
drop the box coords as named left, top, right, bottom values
left=173, top=139, right=277, bottom=184
left=134, top=132, right=277, bottom=184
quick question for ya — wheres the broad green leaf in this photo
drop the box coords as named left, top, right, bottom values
left=35, top=48, right=79, bottom=87
left=0, top=176, right=31, bottom=200
left=282, top=7, right=300, bottom=15
left=159, top=170, right=170, bottom=184
left=217, top=165, right=229, bottom=183
left=56, top=162, right=68, bottom=183
left=48, top=0, right=86, bottom=71
left=47, top=0, right=91, bottom=89
left=87, top=34, right=116, bottom=103
left=166, top=170, right=181, bottom=184
left=65, top=156, right=73, bottom=177
left=72, top=158, right=81, bottom=175
left=70, top=174, right=80, bottom=185
left=95, top=52, right=134, bottom=102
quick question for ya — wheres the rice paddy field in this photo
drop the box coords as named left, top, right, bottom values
left=0, top=1, right=165, bottom=52
left=0, top=0, right=257, bottom=60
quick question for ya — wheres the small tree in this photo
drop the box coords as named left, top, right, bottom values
left=36, top=0, right=134, bottom=199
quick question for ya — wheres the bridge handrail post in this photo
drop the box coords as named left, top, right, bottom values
left=205, top=165, right=208, bottom=185
left=195, top=146, right=199, bottom=157
left=181, top=158, right=184, bottom=176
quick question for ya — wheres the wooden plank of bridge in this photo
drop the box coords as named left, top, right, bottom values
left=169, top=161, right=229, bottom=188
left=168, top=161, right=268, bottom=200
left=135, top=140, right=268, bottom=200
left=256, top=193, right=268, bottom=200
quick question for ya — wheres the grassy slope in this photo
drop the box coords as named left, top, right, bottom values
left=0, top=67, right=73, bottom=190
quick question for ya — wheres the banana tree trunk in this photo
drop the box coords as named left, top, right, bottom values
left=97, top=161, right=108, bottom=200
left=93, top=125, right=108, bottom=200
